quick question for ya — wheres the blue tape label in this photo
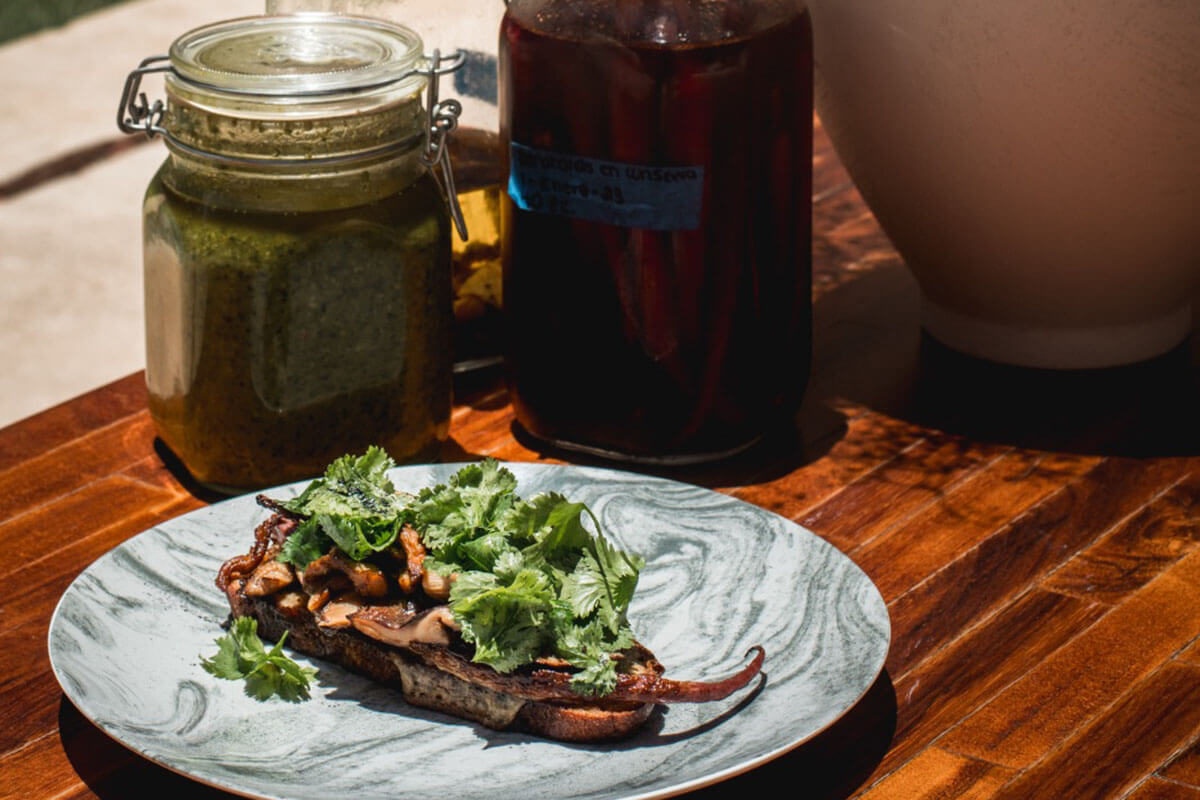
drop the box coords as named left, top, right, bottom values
left=507, top=142, right=705, bottom=231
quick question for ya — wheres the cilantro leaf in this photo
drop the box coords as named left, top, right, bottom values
left=458, top=530, right=517, bottom=572
left=276, top=518, right=332, bottom=569
left=552, top=615, right=635, bottom=696
left=412, top=459, right=521, bottom=562
left=450, top=568, right=558, bottom=673
left=560, top=551, right=607, bottom=618
left=424, top=464, right=644, bottom=695
left=262, top=453, right=646, bottom=698
left=284, top=446, right=409, bottom=519
left=314, top=513, right=401, bottom=562
left=201, top=617, right=317, bottom=702
left=584, top=515, right=645, bottom=634
left=272, top=446, right=410, bottom=568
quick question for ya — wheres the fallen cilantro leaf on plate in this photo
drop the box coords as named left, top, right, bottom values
left=201, top=617, right=317, bottom=702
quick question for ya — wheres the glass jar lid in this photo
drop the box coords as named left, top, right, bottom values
left=161, top=14, right=431, bottom=161
left=169, top=14, right=426, bottom=105
left=118, top=14, right=469, bottom=235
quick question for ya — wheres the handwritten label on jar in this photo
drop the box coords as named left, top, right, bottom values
left=507, top=142, right=705, bottom=231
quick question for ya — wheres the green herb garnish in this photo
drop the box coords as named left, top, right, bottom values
left=268, top=453, right=644, bottom=697
left=201, top=617, right=317, bottom=701
left=277, top=446, right=411, bottom=568
left=412, top=461, right=644, bottom=696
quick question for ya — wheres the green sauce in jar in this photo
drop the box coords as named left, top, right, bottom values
left=137, top=15, right=455, bottom=491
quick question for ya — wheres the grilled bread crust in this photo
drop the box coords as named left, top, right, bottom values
left=227, top=584, right=658, bottom=741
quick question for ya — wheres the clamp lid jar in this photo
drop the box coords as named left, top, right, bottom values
left=121, top=14, right=465, bottom=492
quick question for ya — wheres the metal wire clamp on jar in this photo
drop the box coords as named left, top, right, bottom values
left=117, top=14, right=468, bottom=492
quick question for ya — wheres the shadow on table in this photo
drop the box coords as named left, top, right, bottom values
left=687, top=669, right=897, bottom=800
left=59, top=697, right=241, bottom=799
left=898, top=333, right=1200, bottom=458
left=509, top=399, right=848, bottom=491
left=151, top=439, right=230, bottom=505
left=807, top=258, right=1200, bottom=458
left=153, top=435, right=492, bottom=502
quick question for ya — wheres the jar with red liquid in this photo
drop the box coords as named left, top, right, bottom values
left=501, top=0, right=813, bottom=464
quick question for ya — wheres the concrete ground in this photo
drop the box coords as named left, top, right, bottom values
left=0, top=0, right=499, bottom=429
left=0, top=0, right=260, bottom=428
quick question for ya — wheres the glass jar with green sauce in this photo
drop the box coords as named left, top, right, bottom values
left=119, top=15, right=464, bottom=492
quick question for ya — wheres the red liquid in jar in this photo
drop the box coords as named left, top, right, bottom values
left=500, top=2, right=813, bottom=461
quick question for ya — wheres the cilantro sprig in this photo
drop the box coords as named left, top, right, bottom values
left=413, top=461, right=644, bottom=696
left=260, top=452, right=645, bottom=697
left=201, top=617, right=317, bottom=701
left=277, top=446, right=413, bottom=568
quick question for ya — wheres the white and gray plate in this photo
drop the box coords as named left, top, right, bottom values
left=49, top=463, right=890, bottom=800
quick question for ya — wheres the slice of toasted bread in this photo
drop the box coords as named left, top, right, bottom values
left=227, top=582, right=658, bottom=741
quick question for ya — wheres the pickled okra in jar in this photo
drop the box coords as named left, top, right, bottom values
left=130, top=16, right=458, bottom=491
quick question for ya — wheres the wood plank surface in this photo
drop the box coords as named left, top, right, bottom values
left=988, top=662, right=1200, bottom=799
left=1162, top=738, right=1200, bottom=789
left=876, top=589, right=1108, bottom=778
left=884, top=457, right=1190, bottom=677
left=0, top=372, right=146, bottom=474
left=1126, top=778, right=1200, bottom=800
left=1177, top=638, right=1200, bottom=668
left=856, top=748, right=1014, bottom=800
left=941, top=549, right=1200, bottom=770
left=1042, top=472, right=1200, bottom=604
left=0, top=110, right=1197, bottom=800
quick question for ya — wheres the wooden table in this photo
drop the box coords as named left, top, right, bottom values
left=3, top=119, right=1199, bottom=800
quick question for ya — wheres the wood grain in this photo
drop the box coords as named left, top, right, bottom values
left=856, top=747, right=1013, bottom=800
left=989, top=662, right=1200, bottom=799
left=942, top=549, right=1200, bottom=769
left=1125, top=778, right=1200, bottom=800
left=1178, top=637, right=1200, bottom=667
left=1042, top=472, right=1200, bottom=604
left=1, top=474, right=180, bottom=576
left=0, top=603, right=65, bottom=750
left=798, top=434, right=1002, bottom=553
left=1, top=730, right=84, bottom=800
left=852, top=450, right=1098, bottom=600
left=886, top=456, right=1188, bottom=677
left=732, top=411, right=928, bottom=518
left=875, top=589, right=1107, bottom=778
left=0, top=373, right=146, bottom=474
left=1162, top=738, right=1200, bottom=789
left=0, top=414, right=158, bottom=523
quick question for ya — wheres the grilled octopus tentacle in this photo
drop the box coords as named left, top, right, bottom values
left=596, top=645, right=764, bottom=703
left=255, top=494, right=305, bottom=520
left=217, top=515, right=284, bottom=591
left=409, top=643, right=765, bottom=705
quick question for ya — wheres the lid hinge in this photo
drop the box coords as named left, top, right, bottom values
left=420, top=49, right=469, bottom=242
left=117, top=55, right=171, bottom=137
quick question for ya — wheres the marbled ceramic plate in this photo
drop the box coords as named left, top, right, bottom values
left=49, top=463, right=890, bottom=800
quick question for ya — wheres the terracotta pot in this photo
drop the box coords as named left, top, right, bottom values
left=810, top=0, right=1199, bottom=367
